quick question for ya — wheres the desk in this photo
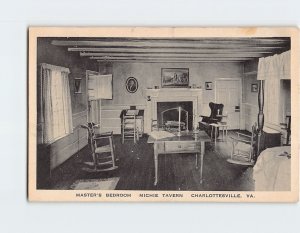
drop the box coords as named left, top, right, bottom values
left=147, top=131, right=211, bottom=185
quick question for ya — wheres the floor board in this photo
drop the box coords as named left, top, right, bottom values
left=47, top=131, right=254, bottom=191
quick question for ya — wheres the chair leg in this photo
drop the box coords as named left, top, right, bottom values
left=109, top=136, right=116, bottom=167
left=136, top=127, right=139, bottom=141
left=121, top=122, right=124, bottom=144
left=214, top=127, right=217, bottom=145
left=92, top=151, right=97, bottom=169
left=231, top=142, right=235, bottom=160
left=222, top=127, right=224, bottom=141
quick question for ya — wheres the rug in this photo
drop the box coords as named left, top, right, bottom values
left=70, top=177, right=120, bottom=190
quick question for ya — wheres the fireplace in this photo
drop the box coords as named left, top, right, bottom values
left=144, top=88, right=203, bottom=133
left=157, top=101, right=193, bottom=130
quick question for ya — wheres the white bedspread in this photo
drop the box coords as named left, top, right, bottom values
left=253, top=146, right=291, bottom=191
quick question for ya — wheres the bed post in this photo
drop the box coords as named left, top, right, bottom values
left=256, top=80, right=264, bottom=160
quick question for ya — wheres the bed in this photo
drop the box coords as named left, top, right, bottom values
left=253, top=146, right=291, bottom=191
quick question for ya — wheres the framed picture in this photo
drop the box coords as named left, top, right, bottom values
left=251, top=83, right=258, bottom=92
left=161, top=68, right=189, bottom=88
left=205, top=82, right=213, bottom=90
left=74, top=78, right=82, bottom=93
left=125, top=77, right=138, bottom=93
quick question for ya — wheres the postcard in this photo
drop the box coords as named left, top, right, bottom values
left=28, top=27, right=299, bottom=202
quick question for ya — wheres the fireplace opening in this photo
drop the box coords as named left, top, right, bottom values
left=157, top=101, right=193, bottom=130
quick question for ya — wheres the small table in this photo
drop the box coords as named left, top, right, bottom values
left=210, top=122, right=228, bottom=145
left=147, top=131, right=211, bottom=185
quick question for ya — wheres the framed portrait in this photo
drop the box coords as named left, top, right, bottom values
left=251, top=83, right=258, bottom=92
left=125, top=77, right=138, bottom=93
left=205, top=82, right=213, bottom=90
left=161, top=68, right=189, bottom=88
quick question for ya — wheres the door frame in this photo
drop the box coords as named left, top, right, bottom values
left=214, top=78, right=243, bottom=130
left=86, top=70, right=101, bottom=123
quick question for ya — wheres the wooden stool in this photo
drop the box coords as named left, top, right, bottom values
left=210, top=122, right=228, bottom=146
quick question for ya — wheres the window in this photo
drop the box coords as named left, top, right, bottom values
left=41, top=63, right=73, bottom=143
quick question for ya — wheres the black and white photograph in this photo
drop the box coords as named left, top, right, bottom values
left=161, top=68, right=189, bottom=88
left=251, top=83, right=258, bottom=92
left=28, top=27, right=298, bottom=202
left=125, top=77, right=138, bottom=93
left=205, top=81, right=213, bottom=90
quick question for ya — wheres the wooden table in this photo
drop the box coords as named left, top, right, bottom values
left=147, top=131, right=211, bottom=185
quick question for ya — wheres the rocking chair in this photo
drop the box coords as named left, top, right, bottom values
left=227, top=124, right=258, bottom=166
left=81, top=123, right=118, bottom=172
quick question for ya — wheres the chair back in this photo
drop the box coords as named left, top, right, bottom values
left=81, top=123, right=99, bottom=151
left=209, top=102, right=224, bottom=122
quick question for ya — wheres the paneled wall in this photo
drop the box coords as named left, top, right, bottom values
left=101, top=104, right=146, bottom=134
left=101, top=62, right=244, bottom=133
left=242, top=74, right=259, bottom=131
left=37, top=38, right=98, bottom=172
left=242, top=60, right=259, bottom=132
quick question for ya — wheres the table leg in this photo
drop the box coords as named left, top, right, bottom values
left=195, top=152, right=198, bottom=169
left=154, top=143, right=158, bottom=186
left=214, top=126, right=217, bottom=146
left=222, top=126, right=224, bottom=141
left=200, top=141, right=205, bottom=184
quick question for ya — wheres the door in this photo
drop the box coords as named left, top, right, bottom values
left=86, top=71, right=113, bottom=124
left=216, top=79, right=241, bottom=129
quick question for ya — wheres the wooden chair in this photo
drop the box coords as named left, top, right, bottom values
left=81, top=123, right=118, bottom=172
left=151, top=119, right=159, bottom=131
left=227, top=124, right=257, bottom=166
left=280, top=115, right=291, bottom=146
left=121, top=114, right=139, bottom=144
left=199, top=102, right=224, bottom=137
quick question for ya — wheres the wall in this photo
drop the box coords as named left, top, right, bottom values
left=37, top=38, right=99, bottom=179
left=101, top=62, right=244, bottom=133
left=242, top=60, right=259, bottom=131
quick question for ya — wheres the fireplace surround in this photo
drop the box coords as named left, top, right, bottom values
left=144, top=88, right=203, bottom=133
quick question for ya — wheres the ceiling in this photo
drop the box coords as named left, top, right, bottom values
left=51, top=37, right=290, bottom=63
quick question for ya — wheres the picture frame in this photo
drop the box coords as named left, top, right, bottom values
left=161, top=68, right=189, bottom=88
left=205, top=82, right=213, bottom=90
left=251, top=83, right=258, bottom=92
left=125, top=77, right=138, bottom=93
left=74, top=78, right=82, bottom=93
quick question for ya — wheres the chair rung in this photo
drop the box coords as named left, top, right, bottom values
left=84, top=161, right=96, bottom=166
left=97, top=155, right=113, bottom=160
left=95, top=145, right=112, bottom=154
left=97, top=160, right=113, bottom=166
left=82, top=166, right=118, bottom=172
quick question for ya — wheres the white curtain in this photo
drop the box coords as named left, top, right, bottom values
left=257, top=51, right=290, bottom=126
left=41, top=63, right=73, bottom=143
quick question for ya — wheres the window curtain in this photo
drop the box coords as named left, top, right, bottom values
left=41, top=63, right=73, bottom=143
left=257, top=50, right=290, bottom=126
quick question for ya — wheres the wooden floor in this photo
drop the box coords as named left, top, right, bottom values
left=48, top=132, right=254, bottom=191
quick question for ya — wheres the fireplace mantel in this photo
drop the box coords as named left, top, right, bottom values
left=145, top=88, right=202, bottom=98
left=144, top=88, right=203, bottom=133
